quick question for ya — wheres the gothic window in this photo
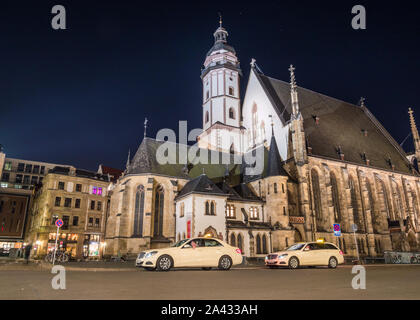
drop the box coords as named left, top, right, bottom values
left=256, top=234, right=261, bottom=254
left=366, top=180, right=379, bottom=233
left=230, top=233, right=236, bottom=247
left=330, top=172, right=341, bottom=223
left=377, top=178, right=391, bottom=219
left=392, top=180, right=404, bottom=220
left=311, top=169, right=323, bottom=223
left=349, top=177, right=364, bottom=232
left=205, top=111, right=209, bottom=123
left=262, top=235, right=268, bottom=254
left=210, top=201, right=215, bottom=215
left=229, top=108, right=235, bottom=119
left=133, top=185, right=145, bottom=237
left=153, top=185, right=164, bottom=237
left=205, top=201, right=210, bottom=215
left=237, top=233, right=243, bottom=254
left=274, top=183, right=278, bottom=194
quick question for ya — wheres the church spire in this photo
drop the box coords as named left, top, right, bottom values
left=409, top=108, right=420, bottom=159
left=289, top=65, right=300, bottom=118
left=126, top=149, right=131, bottom=170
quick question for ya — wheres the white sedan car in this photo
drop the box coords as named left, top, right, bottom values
left=136, top=237, right=243, bottom=271
left=265, top=241, right=345, bottom=269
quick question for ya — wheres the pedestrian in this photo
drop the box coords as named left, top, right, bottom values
left=24, top=243, right=32, bottom=264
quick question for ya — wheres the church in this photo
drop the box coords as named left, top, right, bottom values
left=104, top=20, right=420, bottom=260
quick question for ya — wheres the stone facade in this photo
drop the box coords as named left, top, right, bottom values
left=26, top=167, right=110, bottom=259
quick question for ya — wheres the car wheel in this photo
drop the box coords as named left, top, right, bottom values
left=328, top=257, right=338, bottom=269
left=202, top=267, right=212, bottom=271
left=218, top=255, right=232, bottom=271
left=156, top=255, right=173, bottom=271
left=144, top=267, right=156, bottom=271
left=288, top=257, right=299, bottom=269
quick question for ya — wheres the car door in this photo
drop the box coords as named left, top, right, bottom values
left=313, top=243, right=329, bottom=265
left=300, top=243, right=318, bottom=265
left=179, top=239, right=206, bottom=267
left=203, top=239, right=225, bottom=267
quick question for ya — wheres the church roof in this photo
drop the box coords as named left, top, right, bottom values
left=176, top=174, right=226, bottom=199
left=127, top=137, right=242, bottom=183
left=253, top=68, right=415, bottom=175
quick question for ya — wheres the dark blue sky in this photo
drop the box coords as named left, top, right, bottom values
left=1, top=1, right=419, bottom=171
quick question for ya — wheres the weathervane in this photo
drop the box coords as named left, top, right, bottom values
left=218, top=12, right=222, bottom=27
left=144, top=118, right=148, bottom=138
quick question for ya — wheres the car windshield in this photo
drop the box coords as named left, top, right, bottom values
left=171, top=239, right=189, bottom=247
left=286, top=243, right=306, bottom=251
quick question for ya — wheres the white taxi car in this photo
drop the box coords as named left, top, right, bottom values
left=265, top=241, right=345, bottom=269
left=136, top=237, right=243, bottom=271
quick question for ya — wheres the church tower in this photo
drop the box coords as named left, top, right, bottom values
left=197, top=17, right=244, bottom=154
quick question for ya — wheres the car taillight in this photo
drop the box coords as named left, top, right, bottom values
left=236, top=248, right=242, bottom=254
left=339, top=250, right=344, bottom=255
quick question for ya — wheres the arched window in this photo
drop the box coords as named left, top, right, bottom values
left=330, top=172, right=341, bottom=223
left=274, top=183, right=278, bottom=193
left=205, top=201, right=210, bottom=215
left=210, top=201, right=215, bottom=215
left=349, top=177, right=363, bottom=232
left=376, top=178, right=391, bottom=219
left=366, top=180, right=378, bottom=233
left=392, top=180, right=404, bottom=220
left=311, top=169, right=323, bottom=223
left=205, top=111, right=209, bottom=123
left=237, top=234, right=243, bottom=254
left=229, top=108, right=235, bottom=119
left=256, top=234, right=261, bottom=254
left=153, top=185, right=164, bottom=237
left=133, top=185, right=145, bottom=237
left=262, top=235, right=268, bottom=254
left=230, top=233, right=236, bottom=247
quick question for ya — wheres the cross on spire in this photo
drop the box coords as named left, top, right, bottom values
left=218, top=12, right=222, bottom=27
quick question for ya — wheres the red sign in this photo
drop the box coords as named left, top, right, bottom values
left=55, top=219, right=63, bottom=228
left=187, top=220, right=191, bottom=238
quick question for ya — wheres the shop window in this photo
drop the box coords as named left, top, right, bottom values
left=75, top=199, right=81, bottom=208
left=55, top=197, right=61, bottom=207
left=72, top=216, right=79, bottom=226
left=58, top=182, right=65, bottom=190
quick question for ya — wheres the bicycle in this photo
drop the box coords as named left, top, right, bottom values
left=44, top=250, right=69, bottom=263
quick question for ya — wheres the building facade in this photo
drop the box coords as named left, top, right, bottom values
left=26, top=166, right=111, bottom=259
left=103, top=21, right=419, bottom=260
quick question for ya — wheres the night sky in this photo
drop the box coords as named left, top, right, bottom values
left=1, top=1, right=419, bottom=171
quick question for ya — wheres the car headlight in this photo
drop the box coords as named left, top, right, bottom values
left=265, top=256, right=269, bottom=260
left=144, top=251, right=158, bottom=259
left=278, top=254, right=288, bottom=259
